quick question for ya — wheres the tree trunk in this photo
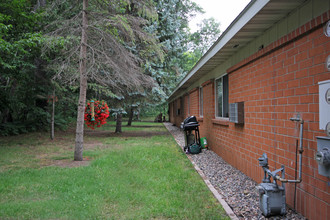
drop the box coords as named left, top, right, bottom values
left=74, top=0, right=88, bottom=161
left=50, top=88, right=55, bottom=140
left=115, top=113, right=122, bottom=133
left=127, top=107, right=133, bottom=126
left=2, top=80, right=16, bottom=124
left=136, top=109, right=140, bottom=121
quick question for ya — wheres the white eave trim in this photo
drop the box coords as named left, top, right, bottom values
left=169, top=0, right=270, bottom=100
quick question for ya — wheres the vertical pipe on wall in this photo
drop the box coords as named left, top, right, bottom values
left=294, top=139, right=298, bottom=210
left=298, top=120, right=304, bottom=181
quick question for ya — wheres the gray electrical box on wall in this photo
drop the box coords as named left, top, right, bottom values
left=319, top=79, right=330, bottom=132
left=316, top=136, right=330, bottom=177
left=316, top=80, right=330, bottom=177
left=229, top=102, right=244, bottom=124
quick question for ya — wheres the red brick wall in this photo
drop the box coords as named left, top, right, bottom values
left=169, top=102, right=174, bottom=123
left=169, top=11, right=330, bottom=220
left=169, top=102, right=172, bottom=122
left=170, top=97, right=186, bottom=126
left=183, top=94, right=189, bottom=117
left=198, top=80, right=215, bottom=141
left=226, top=18, right=329, bottom=219
left=189, top=88, right=200, bottom=117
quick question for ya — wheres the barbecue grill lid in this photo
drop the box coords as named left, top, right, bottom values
left=183, top=116, right=198, bottom=124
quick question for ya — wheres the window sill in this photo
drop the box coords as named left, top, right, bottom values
left=212, top=118, right=229, bottom=126
left=197, top=116, right=203, bottom=122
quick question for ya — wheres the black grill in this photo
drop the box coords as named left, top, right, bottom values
left=182, top=116, right=200, bottom=153
left=182, top=116, right=199, bottom=131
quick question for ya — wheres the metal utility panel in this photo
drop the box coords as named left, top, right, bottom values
left=318, top=79, right=330, bottom=131
left=229, top=102, right=244, bottom=124
left=316, top=136, right=330, bottom=177
left=316, top=80, right=330, bottom=177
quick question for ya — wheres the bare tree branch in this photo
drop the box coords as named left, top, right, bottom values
left=42, top=0, right=162, bottom=94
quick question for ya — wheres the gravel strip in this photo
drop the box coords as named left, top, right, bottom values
left=164, top=122, right=306, bottom=220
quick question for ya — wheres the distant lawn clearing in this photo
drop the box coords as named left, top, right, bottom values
left=0, top=122, right=229, bottom=219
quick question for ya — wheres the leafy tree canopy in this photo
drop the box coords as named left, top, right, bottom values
left=0, top=0, right=221, bottom=136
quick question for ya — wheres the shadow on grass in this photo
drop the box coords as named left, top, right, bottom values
left=84, top=130, right=170, bottom=137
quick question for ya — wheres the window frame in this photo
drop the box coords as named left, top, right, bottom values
left=215, top=74, right=229, bottom=119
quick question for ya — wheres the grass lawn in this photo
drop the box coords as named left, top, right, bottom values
left=100, top=120, right=165, bottom=132
left=0, top=121, right=229, bottom=219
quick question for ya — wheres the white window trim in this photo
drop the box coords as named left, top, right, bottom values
left=215, top=74, right=229, bottom=119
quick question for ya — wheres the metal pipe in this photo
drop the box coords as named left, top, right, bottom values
left=294, top=139, right=298, bottom=210
left=298, top=120, right=304, bottom=181
left=275, top=118, right=304, bottom=183
left=275, top=176, right=302, bottom=183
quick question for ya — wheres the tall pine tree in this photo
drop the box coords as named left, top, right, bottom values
left=43, top=0, right=162, bottom=160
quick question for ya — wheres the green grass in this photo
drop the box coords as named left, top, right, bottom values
left=0, top=123, right=229, bottom=219
left=100, top=121, right=164, bottom=132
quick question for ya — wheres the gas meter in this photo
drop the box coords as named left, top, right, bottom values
left=256, top=153, right=286, bottom=217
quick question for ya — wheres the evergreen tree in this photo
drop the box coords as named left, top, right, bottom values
left=144, top=0, right=202, bottom=107
left=0, top=0, right=49, bottom=134
left=42, top=0, right=162, bottom=160
left=143, top=0, right=220, bottom=117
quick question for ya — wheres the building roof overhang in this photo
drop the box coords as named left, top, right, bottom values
left=168, top=0, right=307, bottom=102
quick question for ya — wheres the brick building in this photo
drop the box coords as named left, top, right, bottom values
left=168, top=0, right=329, bottom=219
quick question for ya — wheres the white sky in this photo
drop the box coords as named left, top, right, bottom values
left=189, top=0, right=251, bottom=32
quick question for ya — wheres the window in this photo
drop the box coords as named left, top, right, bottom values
left=215, top=74, right=229, bottom=118
left=199, top=86, right=203, bottom=117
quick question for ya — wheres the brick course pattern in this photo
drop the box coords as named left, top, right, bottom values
left=169, top=11, right=330, bottom=220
